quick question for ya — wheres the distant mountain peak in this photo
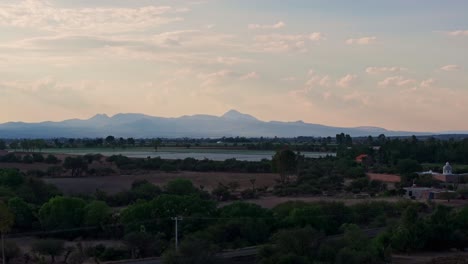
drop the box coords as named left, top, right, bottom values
left=89, top=113, right=110, bottom=120
left=221, top=110, right=258, bottom=121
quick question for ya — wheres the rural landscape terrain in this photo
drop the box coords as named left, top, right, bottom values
left=0, top=134, right=468, bottom=264
left=1, top=0, right=468, bottom=263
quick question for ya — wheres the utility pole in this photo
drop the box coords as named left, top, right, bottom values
left=2, top=232, right=5, bottom=264
left=171, top=216, right=183, bottom=250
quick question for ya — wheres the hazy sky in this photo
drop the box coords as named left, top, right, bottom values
left=1, top=0, right=467, bottom=131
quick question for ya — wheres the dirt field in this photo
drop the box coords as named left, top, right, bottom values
left=220, top=195, right=404, bottom=208
left=44, top=171, right=279, bottom=194
left=393, top=252, right=468, bottom=264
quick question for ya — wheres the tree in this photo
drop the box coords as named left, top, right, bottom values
left=272, top=149, right=297, bottom=184
left=0, top=140, right=6, bottom=150
left=165, top=179, right=197, bottom=196
left=32, top=239, right=65, bottom=264
left=83, top=201, right=111, bottom=227
left=38, top=196, right=86, bottom=230
left=162, top=238, right=219, bottom=264
left=0, top=169, right=24, bottom=188
left=8, top=141, right=18, bottom=152
left=63, top=157, right=88, bottom=177
left=45, top=154, right=60, bottom=164
left=105, top=136, right=115, bottom=147
left=152, top=139, right=161, bottom=152
left=0, top=201, right=14, bottom=264
left=8, top=197, right=35, bottom=229
left=396, top=159, right=422, bottom=175
left=124, top=232, right=164, bottom=258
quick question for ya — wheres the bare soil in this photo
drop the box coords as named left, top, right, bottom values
left=44, top=171, right=279, bottom=194
left=221, top=195, right=404, bottom=208
left=393, top=252, right=468, bottom=264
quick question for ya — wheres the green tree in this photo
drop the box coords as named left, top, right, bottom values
left=39, top=196, right=86, bottom=230
left=83, top=201, right=111, bottom=227
left=0, top=201, right=14, bottom=264
left=8, top=197, right=35, bottom=229
left=165, top=179, right=197, bottom=196
left=272, top=149, right=297, bottom=184
left=0, top=140, right=6, bottom=150
left=162, top=238, right=219, bottom=264
left=63, top=157, right=88, bottom=177
left=0, top=169, right=24, bottom=188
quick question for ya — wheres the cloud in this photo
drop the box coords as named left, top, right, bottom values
left=346, top=37, right=377, bottom=45
left=198, top=70, right=235, bottom=87
left=252, top=33, right=324, bottom=53
left=309, top=32, right=326, bottom=41
left=248, top=21, right=285, bottom=30
left=440, top=65, right=461, bottom=71
left=420, top=78, right=436, bottom=88
left=240, top=72, right=259, bottom=80
left=378, top=76, right=416, bottom=87
left=305, top=71, right=331, bottom=88
left=366, top=67, right=407, bottom=74
left=0, top=1, right=183, bottom=34
left=336, top=74, right=357, bottom=88
left=216, top=56, right=252, bottom=65
left=446, top=30, right=468, bottom=36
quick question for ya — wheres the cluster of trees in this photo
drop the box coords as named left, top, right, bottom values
left=271, top=149, right=367, bottom=196
left=0, top=153, right=60, bottom=164
left=107, top=155, right=272, bottom=173
left=1, top=167, right=468, bottom=263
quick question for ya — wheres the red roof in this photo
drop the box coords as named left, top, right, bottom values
left=367, top=173, right=401, bottom=183
left=355, top=154, right=368, bottom=162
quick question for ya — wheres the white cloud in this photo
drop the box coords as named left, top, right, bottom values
left=378, top=76, right=416, bottom=87
left=198, top=70, right=235, bottom=87
left=305, top=71, right=331, bottom=88
left=253, top=33, right=324, bottom=53
left=0, top=1, right=183, bottom=35
left=420, top=78, right=436, bottom=88
left=336, top=74, right=357, bottom=88
left=248, top=21, right=285, bottom=30
left=216, top=56, right=252, bottom=65
left=240, top=72, right=259, bottom=80
left=440, top=65, right=461, bottom=71
left=366, top=67, right=407, bottom=74
left=447, top=30, right=468, bottom=36
left=346, top=37, right=377, bottom=45
left=309, top=32, right=326, bottom=41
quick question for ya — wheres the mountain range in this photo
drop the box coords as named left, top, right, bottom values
left=0, top=110, right=445, bottom=138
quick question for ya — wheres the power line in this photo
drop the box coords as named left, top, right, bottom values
left=5, top=210, right=401, bottom=238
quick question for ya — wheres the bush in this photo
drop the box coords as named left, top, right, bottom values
left=99, top=247, right=131, bottom=261
left=161, top=163, right=177, bottom=172
left=45, top=154, right=60, bottom=164
left=32, top=153, right=45, bottom=162
left=47, top=166, right=64, bottom=177
left=22, top=154, right=34, bottom=164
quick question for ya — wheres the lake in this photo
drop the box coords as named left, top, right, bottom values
left=45, top=148, right=336, bottom=161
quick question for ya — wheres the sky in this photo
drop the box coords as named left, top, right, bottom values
left=0, top=0, right=467, bottom=132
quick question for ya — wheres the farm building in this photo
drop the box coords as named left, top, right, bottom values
left=403, top=186, right=456, bottom=200
left=418, top=162, right=468, bottom=183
